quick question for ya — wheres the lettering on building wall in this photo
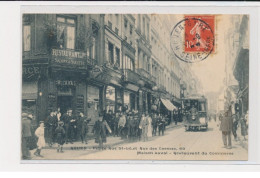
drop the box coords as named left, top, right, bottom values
left=52, top=49, right=87, bottom=59
left=56, top=80, right=77, bottom=86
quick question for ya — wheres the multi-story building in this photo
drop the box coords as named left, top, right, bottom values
left=22, top=13, right=201, bottom=125
left=233, top=15, right=249, bottom=117
left=22, top=14, right=103, bottom=126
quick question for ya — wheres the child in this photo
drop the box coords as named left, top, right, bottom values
left=93, top=113, right=112, bottom=148
left=34, top=121, right=46, bottom=157
left=55, top=121, right=66, bottom=153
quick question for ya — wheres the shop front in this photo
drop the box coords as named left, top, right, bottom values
left=86, top=84, right=100, bottom=125
left=22, top=62, right=48, bottom=124
left=123, top=83, right=139, bottom=112
left=22, top=81, right=38, bottom=116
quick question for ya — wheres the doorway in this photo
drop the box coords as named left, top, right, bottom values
left=57, top=96, right=73, bottom=115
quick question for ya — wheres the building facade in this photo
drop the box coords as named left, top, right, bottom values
left=22, top=14, right=200, bottom=125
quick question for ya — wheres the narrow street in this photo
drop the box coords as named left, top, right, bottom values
left=31, top=121, right=247, bottom=161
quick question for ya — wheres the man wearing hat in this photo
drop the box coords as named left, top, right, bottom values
left=92, top=113, right=112, bottom=148
left=22, top=113, right=32, bottom=160
left=46, top=111, right=57, bottom=147
left=55, top=121, right=65, bottom=153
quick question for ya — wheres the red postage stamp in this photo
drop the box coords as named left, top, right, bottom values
left=184, top=15, right=215, bottom=53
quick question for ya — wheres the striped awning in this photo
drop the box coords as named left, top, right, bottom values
left=160, top=98, right=177, bottom=111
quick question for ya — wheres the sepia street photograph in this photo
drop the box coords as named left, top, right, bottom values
left=21, top=13, right=249, bottom=161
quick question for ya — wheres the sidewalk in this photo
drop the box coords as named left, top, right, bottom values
left=236, top=124, right=248, bottom=151
left=43, top=136, right=125, bottom=150
left=43, top=122, right=183, bottom=150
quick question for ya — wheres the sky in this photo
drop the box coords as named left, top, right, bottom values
left=181, top=15, right=233, bottom=94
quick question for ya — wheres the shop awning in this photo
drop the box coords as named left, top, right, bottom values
left=160, top=98, right=177, bottom=111
left=22, top=82, right=38, bottom=100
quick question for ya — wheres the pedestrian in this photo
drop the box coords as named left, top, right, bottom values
left=158, top=114, right=166, bottom=136
left=232, top=114, right=239, bottom=141
left=139, top=113, right=149, bottom=142
left=104, top=110, right=113, bottom=135
left=240, top=112, right=248, bottom=141
left=78, top=112, right=91, bottom=144
left=147, top=113, right=153, bottom=138
left=133, top=111, right=140, bottom=141
left=69, top=110, right=77, bottom=143
left=152, top=113, right=158, bottom=136
left=92, top=113, right=112, bottom=148
left=127, top=112, right=136, bottom=141
left=113, top=112, right=119, bottom=137
left=118, top=112, right=126, bottom=139
left=60, top=109, right=71, bottom=144
left=22, top=113, right=32, bottom=160
left=220, top=106, right=233, bottom=149
left=56, top=108, right=62, bottom=121
left=34, top=121, right=46, bottom=157
left=174, top=110, right=178, bottom=125
left=44, top=111, right=53, bottom=147
left=55, top=121, right=65, bottom=153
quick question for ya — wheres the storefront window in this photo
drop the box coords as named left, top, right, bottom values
left=106, top=86, right=115, bottom=113
left=87, top=85, right=100, bottom=123
left=124, top=92, right=130, bottom=111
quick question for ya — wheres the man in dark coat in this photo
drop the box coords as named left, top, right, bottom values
left=152, top=113, right=158, bottom=136
left=60, top=109, right=73, bottom=144
left=232, top=114, right=239, bottom=141
left=78, top=112, right=91, bottom=144
left=55, top=121, right=65, bottom=153
left=127, top=112, right=136, bottom=141
left=220, top=106, right=233, bottom=149
left=92, top=113, right=112, bottom=148
left=158, top=114, right=166, bottom=136
left=47, top=111, right=58, bottom=146
left=104, top=110, right=113, bottom=135
left=22, top=113, right=32, bottom=160
left=69, top=110, right=77, bottom=143
left=45, top=111, right=55, bottom=147
left=133, top=112, right=140, bottom=141
left=173, top=110, right=178, bottom=125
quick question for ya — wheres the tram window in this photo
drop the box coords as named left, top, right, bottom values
left=200, top=102, right=205, bottom=111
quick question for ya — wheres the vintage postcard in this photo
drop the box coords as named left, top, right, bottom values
left=21, top=13, right=249, bottom=161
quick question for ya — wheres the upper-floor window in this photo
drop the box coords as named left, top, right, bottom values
left=130, top=24, right=133, bottom=35
left=142, top=17, right=146, bottom=37
left=108, top=42, right=114, bottom=64
left=125, top=55, right=134, bottom=71
left=124, top=19, right=128, bottom=28
left=115, top=47, right=120, bottom=67
left=147, top=23, right=150, bottom=40
left=23, top=25, right=31, bottom=51
left=57, top=16, right=76, bottom=49
left=90, top=36, right=96, bottom=60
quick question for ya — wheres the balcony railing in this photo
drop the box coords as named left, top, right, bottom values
left=123, top=69, right=140, bottom=83
left=137, top=68, right=150, bottom=79
left=137, top=68, right=156, bottom=85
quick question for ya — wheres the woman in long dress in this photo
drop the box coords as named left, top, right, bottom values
left=147, top=113, right=153, bottom=138
left=139, top=113, right=149, bottom=142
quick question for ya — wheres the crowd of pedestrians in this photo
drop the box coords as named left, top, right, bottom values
left=22, top=108, right=172, bottom=159
left=101, top=110, right=169, bottom=145
left=219, top=105, right=249, bottom=149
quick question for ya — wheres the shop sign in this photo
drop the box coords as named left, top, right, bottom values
left=51, top=49, right=87, bottom=68
left=90, top=65, right=103, bottom=78
left=56, top=80, right=77, bottom=86
left=23, top=65, right=47, bottom=79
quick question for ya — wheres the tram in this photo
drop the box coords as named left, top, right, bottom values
left=182, top=95, right=208, bottom=131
